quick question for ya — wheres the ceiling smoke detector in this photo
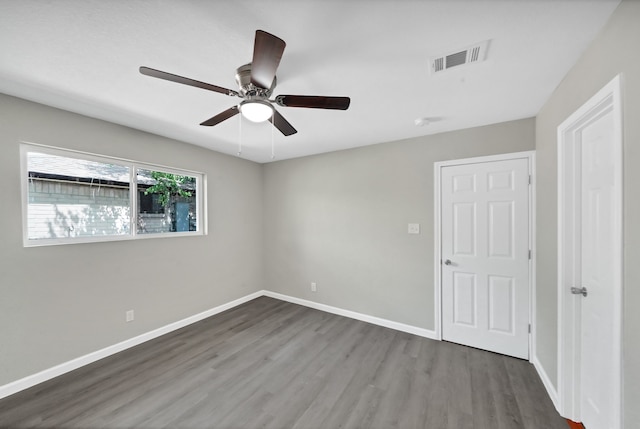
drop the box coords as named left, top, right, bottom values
left=414, top=116, right=443, bottom=127
left=430, top=40, right=490, bottom=74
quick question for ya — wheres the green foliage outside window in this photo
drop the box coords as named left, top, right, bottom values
left=144, top=171, right=194, bottom=207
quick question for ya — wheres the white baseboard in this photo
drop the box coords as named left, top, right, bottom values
left=3, top=286, right=559, bottom=416
left=532, top=354, right=559, bottom=411
left=0, top=290, right=263, bottom=400
left=1, top=289, right=439, bottom=400
left=263, top=290, right=438, bottom=340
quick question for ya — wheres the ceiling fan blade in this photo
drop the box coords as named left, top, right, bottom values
left=200, top=106, right=239, bottom=126
left=140, top=66, right=239, bottom=97
left=250, top=30, right=286, bottom=89
left=270, top=109, right=297, bottom=136
left=276, top=95, right=351, bottom=110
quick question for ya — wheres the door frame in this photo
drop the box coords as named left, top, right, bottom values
left=557, top=74, right=623, bottom=426
left=434, top=150, right=536, bottom=361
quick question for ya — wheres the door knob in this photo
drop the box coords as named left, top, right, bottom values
left=571, top=286, right=588, bottom=297
left=444, top=259, right=452, bottom=265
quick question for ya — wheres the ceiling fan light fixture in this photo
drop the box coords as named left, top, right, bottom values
left=239, top=100, right=273, bottom=122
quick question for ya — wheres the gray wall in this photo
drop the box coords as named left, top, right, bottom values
left=535, top=0, right=640, bottom=426
left=0, top=94, right=264, bottom=386
left=263, top=119, right=534, bottom=330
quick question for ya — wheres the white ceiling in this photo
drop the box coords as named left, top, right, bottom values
left=0, top=0, right=620, bottom=163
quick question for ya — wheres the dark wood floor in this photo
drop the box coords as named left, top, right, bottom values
left=0, top=297, right=568, bottom=429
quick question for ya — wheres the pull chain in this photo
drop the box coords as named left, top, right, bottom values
left=271, top=116, right=275, bottom=160
left=237, top=106, right=242, bottom=157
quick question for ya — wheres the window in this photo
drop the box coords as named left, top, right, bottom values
left=138, top=190, right=164, bottom=215
left=21, top=144, right=205, bottom=246
left=136, top=169, right=198, bottom=235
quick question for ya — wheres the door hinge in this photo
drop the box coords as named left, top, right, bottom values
left=528, top=249, right=532, bottom=260
left=528, top=175, right=532, bottom=185
left=528, top=324, right=531, bottom=334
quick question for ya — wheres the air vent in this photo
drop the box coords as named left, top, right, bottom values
left=430, top=40, right=490, bottom=74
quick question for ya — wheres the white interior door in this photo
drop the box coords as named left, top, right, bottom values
left=578, top=107, right=618, bottom=429
left=558, top=75, right=622, bottom=429
left=440, top=157, right=530, bottom=359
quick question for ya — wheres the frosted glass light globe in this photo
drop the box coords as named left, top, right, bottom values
left=240, top=100, right=273, bottom=122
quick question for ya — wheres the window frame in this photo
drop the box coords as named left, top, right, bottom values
left=20, top=142, right=207, bottom=247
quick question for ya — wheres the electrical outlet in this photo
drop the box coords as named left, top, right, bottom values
left=126, top=310, right=134, bottom=322
left=311, top=282, right=317, bottom=292
left=408, top=223, right=420, bottom=234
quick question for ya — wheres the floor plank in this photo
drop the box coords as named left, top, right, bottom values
left=0, top=297, right=568, bottom=429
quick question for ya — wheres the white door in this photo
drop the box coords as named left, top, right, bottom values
left=578, top=108, right=618, bottom=429
left=558, top=75, right=622, bottom=429
left=441, top=157, right=530, bottom=359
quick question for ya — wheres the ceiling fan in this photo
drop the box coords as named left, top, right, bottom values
left=140, top=30, right=351, bottom=136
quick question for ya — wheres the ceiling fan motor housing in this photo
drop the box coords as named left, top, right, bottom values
left=235, top=63, right=275, bottom=98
